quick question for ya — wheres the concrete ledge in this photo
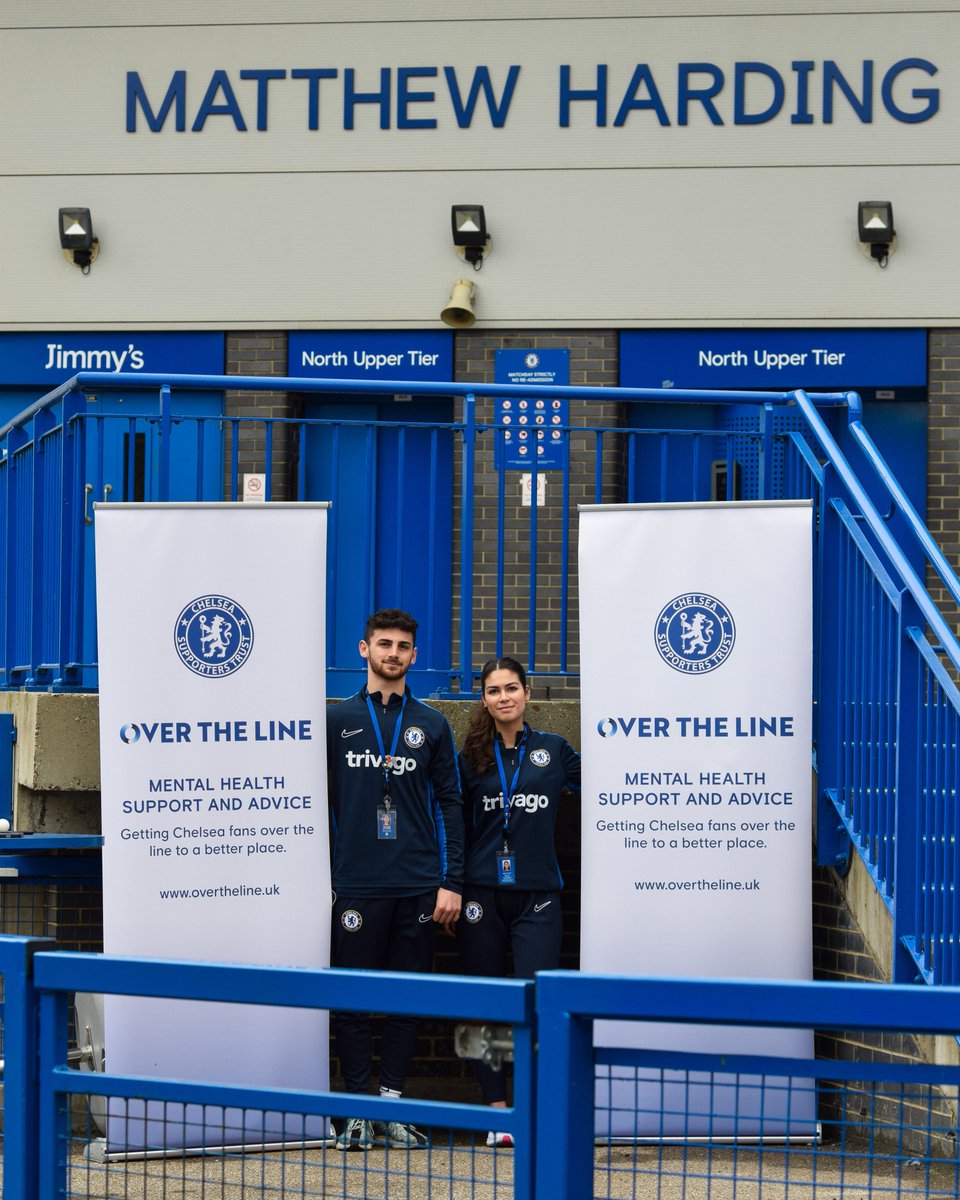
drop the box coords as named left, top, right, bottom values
left=0, top=692, right=101, bottom=791
left=0, top=694, right=578, bottom=832
left=431, top=698, right=581, bottom=750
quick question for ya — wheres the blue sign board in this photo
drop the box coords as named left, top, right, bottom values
left=494, top=348, right=569, bottom=469
left=289, top=331, right=452, bottom=382
left=620, top=329, right=927, bottom=391
left=0, top=332, right=225, bottom=387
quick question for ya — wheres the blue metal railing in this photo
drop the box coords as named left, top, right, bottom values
left=0, top=936, right=43, bottom=1200
left=2, top=939, right=960, bottom=1200
left=30, top=947, right=536, bottom=1198
left=0, top=371, right=851, bottom=691
left=535, top=969, right=960, bottom=1200
left=779, top=390, right=960, bottom=987
left=2, top=373, right=960, bottom=985
left=0, top=712, right=14, bottom=826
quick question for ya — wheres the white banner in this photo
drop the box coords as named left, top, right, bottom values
left=579, top=502, right=815, bottom=1139
left=96, top=503, right=330, bottom=1151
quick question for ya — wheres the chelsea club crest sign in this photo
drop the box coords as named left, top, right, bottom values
left=174, top=594, right=254, bottom=677
left=655, top=593, right=735, bottom=674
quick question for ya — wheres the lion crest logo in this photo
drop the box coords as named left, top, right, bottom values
left=655, top=593, right=735, bottom=675
left=175, top=595, right=254, bottom=678
left=404, top=726, right=425, bottom=749
left=679, top=610, right=713, bottom=658
left=199, top=613, right=232, bottom=659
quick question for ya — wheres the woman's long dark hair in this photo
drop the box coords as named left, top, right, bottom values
left=461, top=657, right=528, bottom=774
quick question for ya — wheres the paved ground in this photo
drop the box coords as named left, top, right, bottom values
left=35, top=1134, right=952, bottom=1200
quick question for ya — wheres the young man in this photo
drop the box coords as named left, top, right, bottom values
left=326, top=608, right=463, bottom=1150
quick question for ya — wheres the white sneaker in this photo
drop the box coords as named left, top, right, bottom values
left=335, top=1118, right=374, bottom=1151
left=374, top=1120, right=428, bottom=1148
left=486, top=1130, right=514, bottom=1148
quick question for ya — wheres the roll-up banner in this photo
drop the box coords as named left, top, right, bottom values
left=579, top=502, right=815, bottom=1140
left=95, top=503, right=330, bottom=1152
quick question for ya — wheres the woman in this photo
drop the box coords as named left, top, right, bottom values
left=457, top=657, right=581, bottom=1147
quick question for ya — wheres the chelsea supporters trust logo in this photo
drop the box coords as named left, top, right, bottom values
left=175, top=595, right=254, bottom=678
left=655, top=593, right=735, bottom=675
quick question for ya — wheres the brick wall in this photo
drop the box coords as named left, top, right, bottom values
left=452, top=330, right=620, bottom=697
left=927, top=329, right=960, bottom=621
left=813, top=865, right=958, bottom=1157
left=225, top=333, right=295, bottom=500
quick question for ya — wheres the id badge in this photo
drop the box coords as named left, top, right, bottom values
left=377, top=805, right=397, bottom=840
left=497, top=852, right=517, bottom=885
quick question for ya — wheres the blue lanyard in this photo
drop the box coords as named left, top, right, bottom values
left=493, top=731, right=527, bottom=851
left=365, top=691, right=407, bottom=807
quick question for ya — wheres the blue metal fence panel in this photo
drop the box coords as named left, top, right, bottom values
left=900, top=632, right=960, bottom=986
left=58, top=392, right=85, bottom=687
left=0, top=371, right=854, bottom=693
left=0, top=712, right=13, bottom=826
left=0, top=936, right=54, bottom=1200
left=27, top=953, right=535, bottom=1200
left=6, top=424, right=33, bottom=687
left=4, top=945, right=960, bottom=1200
left=536, top=971, right=960, bottom=1200
left=833, top=499, right=902, bottom=896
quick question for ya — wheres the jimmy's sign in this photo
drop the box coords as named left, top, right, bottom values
left=0, top=333, right=225, bottom=387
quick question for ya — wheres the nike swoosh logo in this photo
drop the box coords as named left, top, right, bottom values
left=533, top=901, right=552, bottom=913
left=340, top=728, right=364, bottom=739
left=419, top=914, right=434, bottom=924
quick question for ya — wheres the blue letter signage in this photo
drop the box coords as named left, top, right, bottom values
left=620, top=330, right=927, bottom=391
left=289, top=331, right=452, bottom=382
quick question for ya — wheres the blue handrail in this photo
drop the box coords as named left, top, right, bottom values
left=0, top=372, right=853, bottom=440
left=846, top=409, right=960, bottom=611
left=791, top=389, right=960, bottom=670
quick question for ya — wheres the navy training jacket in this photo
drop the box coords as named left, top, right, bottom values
left=459, top=724, right=580, bottom=891
left=327, top=687, right=464, bottom=898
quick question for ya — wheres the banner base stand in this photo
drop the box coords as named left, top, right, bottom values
left=85, top=1134, right=336, bottom=1163
left=596, top=1128, right=821, bottom=1147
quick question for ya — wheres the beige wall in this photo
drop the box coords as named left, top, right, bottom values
left=2, top=3, right=959, bottom=329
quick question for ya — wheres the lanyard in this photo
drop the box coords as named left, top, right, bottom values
left=365, top=691, right=407, bottom=809
left=493, top=731, right=527, bottom=852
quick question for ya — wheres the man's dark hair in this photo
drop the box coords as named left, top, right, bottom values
left=364, top=609, right=419, bottom=644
